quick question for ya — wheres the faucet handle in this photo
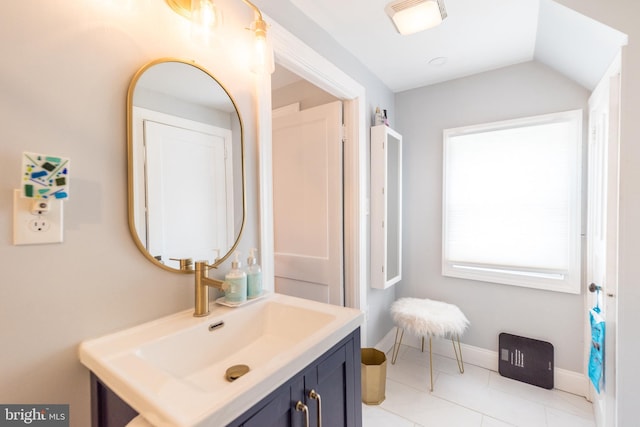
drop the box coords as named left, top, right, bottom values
left=170, top=257, right=193, bottom=271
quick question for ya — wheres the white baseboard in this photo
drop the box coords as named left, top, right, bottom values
left=375, top=329, right=589, bottom=398
left=373, top=327, right=399, bottom=353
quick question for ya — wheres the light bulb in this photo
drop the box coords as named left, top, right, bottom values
left=190, top=0, right=222, bottom=45
left=250, top=19, right=274, bottom=75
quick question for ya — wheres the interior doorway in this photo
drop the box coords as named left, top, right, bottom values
left=271, top=70, right=345, bottom=305
left=256, top=19, right=368, bottom=341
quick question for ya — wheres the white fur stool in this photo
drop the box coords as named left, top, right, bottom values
left=390, top=297, right=469, bottom=391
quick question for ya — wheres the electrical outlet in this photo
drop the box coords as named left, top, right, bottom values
left=29, top=219, right=52, bottom=232
left=13, top=189, right=63, bottom=245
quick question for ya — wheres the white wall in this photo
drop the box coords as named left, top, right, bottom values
left=553, top=1, right=640, bottom=424
left=0, top=1, right=260, bottom=426
left=395, top=61, right=590, bottom=372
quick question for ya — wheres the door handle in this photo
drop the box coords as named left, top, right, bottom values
left=309, top=389, right=322, bottom=427
left=295, top=401, right=309, bottom=427
left=588, top=283, right=602, bottom=293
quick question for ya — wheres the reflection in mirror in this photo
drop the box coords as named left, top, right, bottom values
left=127, top=59, right=245, bottom=273
left=386, top=134, right=401, bottom=282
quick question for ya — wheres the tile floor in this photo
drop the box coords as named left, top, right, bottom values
left=362, top=344, right=595, bottom=427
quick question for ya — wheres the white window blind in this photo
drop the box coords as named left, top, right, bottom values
left=442, top=110, right=582, bottom=293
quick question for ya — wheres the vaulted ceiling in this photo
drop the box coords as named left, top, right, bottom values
left=283, top=0, right=627, bottom=92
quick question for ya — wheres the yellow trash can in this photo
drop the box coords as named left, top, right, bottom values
left=361, top=348, right=387, bottom=404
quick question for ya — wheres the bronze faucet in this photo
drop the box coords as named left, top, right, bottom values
left=194, top=261, right=226, bottom=317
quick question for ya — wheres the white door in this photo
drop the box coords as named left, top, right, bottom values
left=272, top=101, right=344, bottom=305
left=144, top=120, right=231, bottom=268
left=586, top=57, right=620, bottom=427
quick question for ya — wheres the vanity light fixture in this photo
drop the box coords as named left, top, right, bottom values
left=385, top=0, right=447, bottom=35
left=249, top=13, right=274, bottom=75
left=164, top=0, right=274, bottom=74
left=189, top=0, right=222, bottom=43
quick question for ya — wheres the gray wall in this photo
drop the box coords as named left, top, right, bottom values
left=395, top=61, right=590, bottom=372
left=0, top=2, right=260, bottom=426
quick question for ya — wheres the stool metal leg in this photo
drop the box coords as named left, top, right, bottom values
left=428, top=335, right=434, bottom=392
left=451, top=334, right=465, bottom=374
left=391, top=327, right=404, bottom=364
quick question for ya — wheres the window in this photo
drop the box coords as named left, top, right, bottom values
left=442, top=110, right=582, bottom=293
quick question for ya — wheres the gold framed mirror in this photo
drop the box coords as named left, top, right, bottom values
left=127, top=58, right=245, bottom=273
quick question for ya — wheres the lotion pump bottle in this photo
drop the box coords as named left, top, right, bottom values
left=247, top=248, right=263, bottom=299
left=224, top=251, right=247, bottom=304
left=374, top=107, right=383, bottom=126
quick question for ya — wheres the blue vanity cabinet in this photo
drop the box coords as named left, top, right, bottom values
left=234, top=378, right=299, bottom=427
left=90, top=373, right=138, bottom=427
left=304, top=334, right=360, bottom=427
left=230, top=328, right=362, bottom=427
left=90, top=328, right=362, bottom=427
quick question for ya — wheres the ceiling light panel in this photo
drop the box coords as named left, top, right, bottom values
left=386, top=0, right=447, bottom=35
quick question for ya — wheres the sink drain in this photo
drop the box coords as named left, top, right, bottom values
left=225, top=364, right=250, bottom=382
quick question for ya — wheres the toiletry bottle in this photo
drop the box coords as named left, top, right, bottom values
left=374, top=107, right=383, bottom=126
left=246, top=248, right=263, bottom=299
left=383, top=109, right=389, bottom=126
left=224, top=252, right=247, bottom=304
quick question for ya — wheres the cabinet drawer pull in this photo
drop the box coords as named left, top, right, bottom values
left=309, top=389, right=322, bottom=427
left=295, top=401, right=309, bottom=427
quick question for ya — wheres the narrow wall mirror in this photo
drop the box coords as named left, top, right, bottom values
left=127, top=58, right=245, bottom=273
left=370, top=124, right=403, bottom=289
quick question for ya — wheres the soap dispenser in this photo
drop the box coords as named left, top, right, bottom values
left=247, top=248, right=263, bottom=299
left=224, top=252, right=247, bottom=304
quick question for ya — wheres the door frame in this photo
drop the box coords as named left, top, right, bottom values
left=256, top=15, right=368, bottom=338
left=585, top=52, right=621, bottom=427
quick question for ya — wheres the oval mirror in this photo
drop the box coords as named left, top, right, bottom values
left=127, top=58, right=245, bottom=273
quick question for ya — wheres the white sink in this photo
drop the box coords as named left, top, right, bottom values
left=79, top=293, right=363, bottom=427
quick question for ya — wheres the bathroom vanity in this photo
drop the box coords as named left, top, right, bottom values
left=106, top=57, right=365, bottom=426
left=80, top=293, right=364, bottom=427
left=91, top=329, right=361, bottom=427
